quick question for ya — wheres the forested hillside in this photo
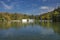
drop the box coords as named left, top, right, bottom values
left=39, top=7, right=60, bottom=22
left=0, top=12, right=35, bottom=21
left=0, top=7, right=60, bottom=22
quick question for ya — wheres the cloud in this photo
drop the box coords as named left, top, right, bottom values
left=49, top=8, right=54, bottom=12
left=0, top=1, right=13, bottom=10
left=40, top=6, right=49, bottom=9
left=39, top=6, right=55, bottom=13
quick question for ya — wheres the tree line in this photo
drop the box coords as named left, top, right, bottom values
left=0, top=7, right=60, bottom=22
left=38, top=7, right=60, bottom=22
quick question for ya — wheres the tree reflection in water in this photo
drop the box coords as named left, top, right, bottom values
left=38, top=22, right=60, bottom=35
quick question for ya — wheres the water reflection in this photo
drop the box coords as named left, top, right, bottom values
left=0, top=22, right=60, bottom=34
left=0, top=22, right=60, bottom=40
left=0, top=22, right=36, bottom=30
left=38, top=22, right=60, bottom=35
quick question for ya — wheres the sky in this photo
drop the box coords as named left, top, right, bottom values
left=0, top=0, right=60, bottom=15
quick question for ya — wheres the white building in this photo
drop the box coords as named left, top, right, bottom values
left=28, top=19, right=34, bottom=23
left=22, top=19, right=28, bottom=23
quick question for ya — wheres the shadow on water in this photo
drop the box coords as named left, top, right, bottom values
left=0, top=22, right=60, bottom=40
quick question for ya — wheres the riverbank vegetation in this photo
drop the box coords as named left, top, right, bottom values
left=0, top=12, right=36, bottom=21
left=0, top=7, right=60, bottom=22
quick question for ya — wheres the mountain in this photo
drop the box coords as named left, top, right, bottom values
left=39, top=7, right=60, bottom=22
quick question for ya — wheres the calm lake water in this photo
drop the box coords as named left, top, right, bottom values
left=0, top=22, right=60, bottom=40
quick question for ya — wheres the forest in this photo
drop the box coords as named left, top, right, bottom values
left=0, top=7, right=60, bottom=22
left=38, top=7, right=60, bottom=22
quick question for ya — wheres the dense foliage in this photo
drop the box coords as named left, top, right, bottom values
left=0, top=12, right=35, bottom=21
left=39, top=7, right=60, bottom=22
left=0, top=7, right=60, bottom=22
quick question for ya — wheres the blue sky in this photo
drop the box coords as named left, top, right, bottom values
left=0, top=0, right=60, bottom=15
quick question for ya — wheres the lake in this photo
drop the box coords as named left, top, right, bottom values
left=0, top=22, right=60, bottom=40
